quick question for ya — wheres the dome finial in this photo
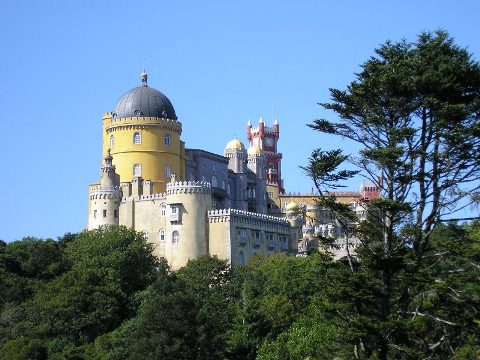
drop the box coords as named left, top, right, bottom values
left=140, top=70, right=148, bottom=86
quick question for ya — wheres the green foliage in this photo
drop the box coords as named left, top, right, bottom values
left=1, top=337, right=47, bottom=360
left=256, top=314, right=341, bottom=360
left=0, top=226, right=158, bottom=358
left=307, top=30, right=480, bottom=359
left=0, top=236, right=71, bottom=307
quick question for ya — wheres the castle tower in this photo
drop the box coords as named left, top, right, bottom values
left=247, top=145, right=265, bottom=177
left=284, top=201, right=304, bottom=252
left=102, top=72, right=185, bottom=194
left=246, top=145, right=267, bottom=213
left=224, top=139, right=247, bottom=173
left=87, top=149, right=122, bottom=229
left=246, top=117, right=283, bottom=192
left=163, top=179, right=212, bottom=270
left=360, top=180, right=380, bottom=201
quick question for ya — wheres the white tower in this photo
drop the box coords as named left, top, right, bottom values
left=88, top=150, right=122, bottom=229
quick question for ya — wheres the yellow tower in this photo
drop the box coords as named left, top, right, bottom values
left=102, top=72, right=185, bottom=193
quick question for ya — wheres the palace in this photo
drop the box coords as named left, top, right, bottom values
left=87, top=72, right=378, bottom=269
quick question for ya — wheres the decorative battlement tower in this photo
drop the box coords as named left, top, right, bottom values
left=360, top=180, right=380, bottom=201
left=224, top=139, right=247, bottom=173
left=87, top=150, right=122, bottom=229
left=102, top=72, right=185, bottom=194
left=247, top=117, right=283, bottom=191
left=163, top=178, right=212, bottom=270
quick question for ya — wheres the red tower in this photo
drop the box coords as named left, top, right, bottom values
left=360, top=181, right=380, bottom=201
left=246, top=118, right=284, bottom=192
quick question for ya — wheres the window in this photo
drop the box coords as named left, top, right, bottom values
left=170, top=205, right=181, bottom=222
left=222, top=180, right=226, bottom=190
left=109, top=135, right=114, bottom=147
left=103, top=209, right=107, bottom=218
left=239, top=229, right=247, bottom=245
left=164, top=133, right=171, bottom=146
left=159, top=229, right=165, bottom=241
left=142, top=231, right=148, bottom=240
left=164, top=165, right=172, bottom=178
left=94, top=210, right=97, bottom=218
left=172, top=231, right=179, bottom=244
left=133, top=163, right=141, bottom=177
left=267, top=233, right=275, bottom=249
left=160, top=203, right=166, bottom=217
left=239, top=251, right=245, bottom=266
left=114, top=209, right=118, bottom=218
left=211, top=175, right=218, bottom=187
left=254, top=231, right=261, bottom=247
left=133, top=132, right=141, bottom=144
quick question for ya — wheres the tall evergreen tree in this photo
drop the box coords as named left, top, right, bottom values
left=306, top=30, right=480, bottom=358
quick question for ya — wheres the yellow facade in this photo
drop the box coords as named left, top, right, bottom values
left=102, top=113, right=185, bottom=193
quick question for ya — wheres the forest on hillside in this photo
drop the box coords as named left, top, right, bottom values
left=0, top=223, right=479, bottom=359
left=2, top=30, right=480, bottom=359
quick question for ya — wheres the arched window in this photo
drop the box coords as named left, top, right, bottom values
left=172, top=231, right=179, bottom=244
left=159, top=229, right=165, bottom=242
left=142, top=231, right=148, bottom=240
left=239, top=251, right=245, bottom=265
left=160, top=203, right=166, bottom=217
left=222, top=180, right=226, bottom=190
left=133, top=163, right=141, bottom=177
left=109, top=135, right=114, bottom=147
left=227, top=183, right=231, bottom=195
left=164, top=133, right=171, bottom=146
left=164, top=165, right=172, bottom=178
left=211, top=175, right=218, bottom=187
left=133, top=132, right=141, bottom=144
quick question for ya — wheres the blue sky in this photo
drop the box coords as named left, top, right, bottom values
left=1, top=0, right=479, bottom=242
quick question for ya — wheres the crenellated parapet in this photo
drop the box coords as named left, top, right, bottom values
left=90, top=186, right=122, bottom=200
left=249, top=126, right=278, bottom=137
left=138, top=192, right=167, bottom=201
left=208, top=208, right=290, bottom=226
left=103, top=113, right=182, bottom=135
left=166, top=181, right=211, bottom=195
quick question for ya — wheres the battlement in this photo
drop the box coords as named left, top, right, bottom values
left=138, top=193, right=167, bottom=201
left=103, top=115, right=182, bottom=134
left=90, top=187, right=122, bottom=200
left=208, top=208, right=290, bottom=225
left=249, top=125, right=277, bottom=136
left=166, top=181, right=211, bottom=195
left=281, top=191, right=360, bottom=198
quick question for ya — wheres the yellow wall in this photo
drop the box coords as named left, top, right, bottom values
left=102, top=113, right=184, bottom=193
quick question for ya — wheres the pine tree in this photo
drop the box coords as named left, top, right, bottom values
left=306, top=30, right=480, bottom=359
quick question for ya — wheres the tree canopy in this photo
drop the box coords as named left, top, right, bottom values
left=306, top=30, right=480, bottom=359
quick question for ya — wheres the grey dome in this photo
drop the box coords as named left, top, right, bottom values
left=113, top=85, right=177, bottom=119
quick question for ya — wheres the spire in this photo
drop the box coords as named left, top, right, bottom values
left=259, top=116, right=264, bottom=123
left=104, top=148, right=113, bottom=166
left=140, top=71, right=148, bottom=86
left=247, top=119, right=252, bottom=126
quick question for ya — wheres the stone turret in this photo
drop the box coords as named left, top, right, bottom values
left=88, top=149, right=122, bottom=229
left=224, top=139, right=247, bottom=174
left=163, top=179, right=212, bottom=270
